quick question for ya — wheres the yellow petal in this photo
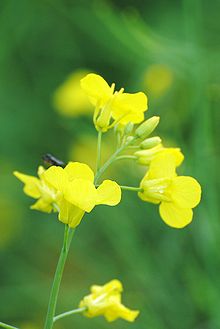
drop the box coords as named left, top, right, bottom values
left=58, top=199, right=85, bottom=228
left=64, top=179, right=97, bottom=212
left=170, top=176, right=201, bottom=208
left=159, top=148, right=184, bottom=167
left=147, top=153, right=177, bottom=180
left=80, top=73, right=112, bottom=107
left=37, top=165, right=46, bottom=177
left=42, top=166, right=68, bottom=192
left=64, top=162, right=94, bottom=182
left=159, top=202, right=193, bottom=228
left=13, top=171, right=41, bottom=198
left=96, top=180, right=121, bottom=206
left=105, top=301, right=139, bottom=322
left=90, top=279, right=122, bottom=296
left=101, top=279, right=122, bottom=293
left=30, top=198, right=53, bottom=213
left=112, top=92, right=147, bottom=124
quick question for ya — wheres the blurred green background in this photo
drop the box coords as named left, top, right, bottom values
left=0, top=0, right=219, bottom=328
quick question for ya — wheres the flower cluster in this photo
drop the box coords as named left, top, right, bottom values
left=81, top=73, right=201, bottom=228
left=15, top=73, right=201, bottom=230
left=13, top=72, right=202, bottom=326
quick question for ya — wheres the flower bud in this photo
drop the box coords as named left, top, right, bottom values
left=125, top=136, right=135, bottom=144
left=135, top=116, right=160, bottom=139
left=140, top=136, right=162, bottom=149
left=134, top=145, right=162, bottom=165
left=124, top=122, right=134, bottom=135
left=95, top=106, right=112, bottom=132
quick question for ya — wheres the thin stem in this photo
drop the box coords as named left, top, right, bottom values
left=53, top=307, right=86, bottom=323
left=43, top=225, right=75, bottom=329
left=96, top=131, right=102, bottom=172
left=115, top=155, right=137, bottom=161
left=116, top=130, right=121, bottom=150
left=128, top=145, right=139, bottom=149
left=0, top=323, right=19, bottom=329
left=120, top=185, right=143, bottom=192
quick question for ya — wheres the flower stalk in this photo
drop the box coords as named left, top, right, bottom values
left=120, top=186, right=143, bottom=192
left=96, top=131, right=102, bottom=172
left=94, top=136, right=137, bottom=184
left=0, top=323, right=19, bottom=329
left=44, top=225, right=75, bottom=329
left=53, top=307, right=86, bottom=323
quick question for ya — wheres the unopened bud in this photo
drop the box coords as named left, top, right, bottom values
left=140, top=136, right=162, bottom=149
left=126, top=136, right=135, bottom=144
left=134, top=145, right=162, bottom=165
left=135, top=116, right=160, bottom=138
left=124, top=122, right=134, bottom=135
left=96, top=106, right=112, bottom=132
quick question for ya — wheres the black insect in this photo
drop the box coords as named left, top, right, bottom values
left=42, top=153, right=66, bottom=168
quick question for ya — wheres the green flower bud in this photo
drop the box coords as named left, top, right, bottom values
left=140, top=136, right=162, bottom=149
left=124, top=122, right=134, bottom=135
left=135, top=116, right=160, bottom=139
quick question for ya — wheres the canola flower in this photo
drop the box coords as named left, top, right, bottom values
left=81, top=73, right=148, bottom=132
left=14, top=162, right=121, bottom=228
left=79, top=280, right=139, bottom=322
left=5, top=71, right=202, bottom=329
left=138, top=153, right=201, bottom=228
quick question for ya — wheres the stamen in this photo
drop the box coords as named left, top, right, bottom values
left=141, top=178, right=171, bottom=202
left=110, top=83, right=115, bottom=93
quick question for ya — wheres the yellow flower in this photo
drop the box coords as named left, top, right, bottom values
left=80, top=73, right=148, bottom=132
left=79, top=279, right=139, bottom=322
left=134, top=144, right=184, bottom=167
left=138, top=153, right=201, bottom=228
left=14, top=162, right=121, bottom=228
left=53, top=70, right=92, bottom=117
left=14, top=166, right=57, bottom=213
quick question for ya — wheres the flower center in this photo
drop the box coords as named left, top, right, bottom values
left=141, top=178, right=172, bottom=202
left=95, top=86, right=125, bottom=131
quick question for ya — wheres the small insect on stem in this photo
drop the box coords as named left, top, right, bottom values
left=42, top=153, right=66, bottom=168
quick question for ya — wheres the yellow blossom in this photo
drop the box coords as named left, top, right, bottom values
left=138, top=153, right=201, bottom=228
left=80, top=73, right=148, bottom=132
left=14, top=166, right=57, bottom=213
left=79, top=279, right=139, bottom=322
left=134, top=144, right=184, bottom=167
left=53, top=70, right=92, bottom=117
left=14, top=162, right=121, bottom=228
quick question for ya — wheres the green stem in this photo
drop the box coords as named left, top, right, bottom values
left=96, top=131, right=102, bottom=172
left=128, top=145, right=139, bottom=149
left=53, top=307, right=86, bottom=323
left=120, top=185, right=143, bottom=192
left=115, top=155, right=137, bottom=161
left=0, top=323, right=19, bottom=329
left=44, top=225, right=75, bottom=329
